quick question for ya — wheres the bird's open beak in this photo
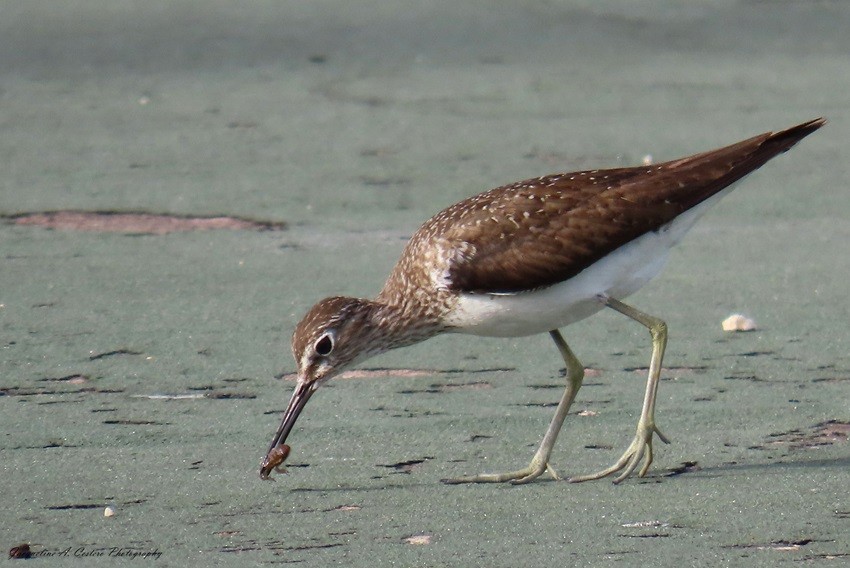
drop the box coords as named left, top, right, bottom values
left=260, top=380, right=314, bottom=479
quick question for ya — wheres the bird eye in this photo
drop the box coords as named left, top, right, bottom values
left=314, top=333, right=334, bottom=356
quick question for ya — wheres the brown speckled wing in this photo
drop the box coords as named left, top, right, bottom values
left=440, top=118, right=824, bottom=294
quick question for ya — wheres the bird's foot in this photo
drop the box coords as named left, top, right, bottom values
left=569, top=422, right=669, bottom=484
left=442, top=460, right=561, bottom=485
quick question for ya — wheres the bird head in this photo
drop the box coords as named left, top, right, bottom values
left=261, top=297, right=380, bottom=475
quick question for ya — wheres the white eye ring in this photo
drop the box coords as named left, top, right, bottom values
left=314, top=332, right=334, bottom=356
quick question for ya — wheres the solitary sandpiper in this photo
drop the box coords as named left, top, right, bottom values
left=261, top=118, right=825, bottom=484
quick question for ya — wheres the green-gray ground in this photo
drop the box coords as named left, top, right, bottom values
left=1, top=1, right=848, bottom=566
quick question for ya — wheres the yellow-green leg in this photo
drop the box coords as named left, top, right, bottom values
left=443, top=330, right=584, bottom=485
left=569, top=296, right=670, bottom=484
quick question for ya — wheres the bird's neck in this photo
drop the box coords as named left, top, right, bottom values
left=364, top=296, right=445, bottom=354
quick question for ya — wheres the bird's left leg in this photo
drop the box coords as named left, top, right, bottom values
left=443, top=329, right=584, bottom=485
left=569, top=296, right=670, bottom=484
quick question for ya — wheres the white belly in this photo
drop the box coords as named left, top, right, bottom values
left=444, top=187, right=733, bottom=337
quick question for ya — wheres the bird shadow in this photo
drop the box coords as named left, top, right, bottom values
left=280, top=453, right=850, bottom=493
left=650, top=453, right=850, bottom=481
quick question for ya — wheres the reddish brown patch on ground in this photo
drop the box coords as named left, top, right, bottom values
left=6, top=211, right=286, bottom=234
left=627, top=366, right=708, bottom=374
left=279, top=368, right=435, bottom=381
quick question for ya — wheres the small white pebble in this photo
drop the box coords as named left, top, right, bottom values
left=404, top=534, right=432, bottom=545
left=722, top=314, right=757, bottom=332
left=104, top=506, right=115, bottom=517
left=138, top=96, right=150, bottom=106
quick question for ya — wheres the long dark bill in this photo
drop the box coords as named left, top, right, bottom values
left=260, top=381, right=314, bottom=474
left=268, top=381, right=314, bottom=452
